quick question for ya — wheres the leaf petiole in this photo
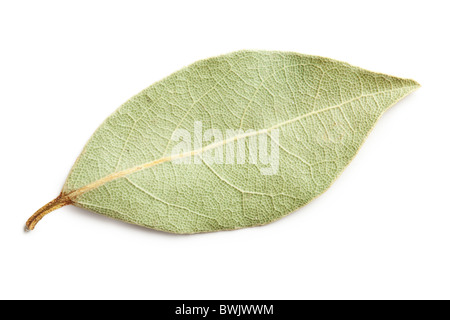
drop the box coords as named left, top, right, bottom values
left=26, top=194, right=72, bottom=231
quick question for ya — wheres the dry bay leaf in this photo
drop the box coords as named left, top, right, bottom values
left=26, top=51, right=419, bottom=233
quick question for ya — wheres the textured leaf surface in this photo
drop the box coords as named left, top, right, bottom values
left=62, top=51, right=418, bottom=233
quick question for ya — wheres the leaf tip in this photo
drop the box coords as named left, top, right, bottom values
left=401, top=78, right=421, bottom=95
left=411, top=79, right=421, bottom=89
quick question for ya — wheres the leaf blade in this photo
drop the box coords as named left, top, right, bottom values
left=60, top=51, right=418, bottom=233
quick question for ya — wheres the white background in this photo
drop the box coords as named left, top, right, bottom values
left=1, top=0, right=449, bottom=300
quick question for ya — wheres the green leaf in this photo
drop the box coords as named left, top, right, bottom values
left=26, top=51, right=419, bottom=233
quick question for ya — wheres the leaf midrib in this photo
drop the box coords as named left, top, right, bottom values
left=65, top=86, right=413, bottom=200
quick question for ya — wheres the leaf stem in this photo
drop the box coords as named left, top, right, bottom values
left=26, top=193, right=72, bottom=231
